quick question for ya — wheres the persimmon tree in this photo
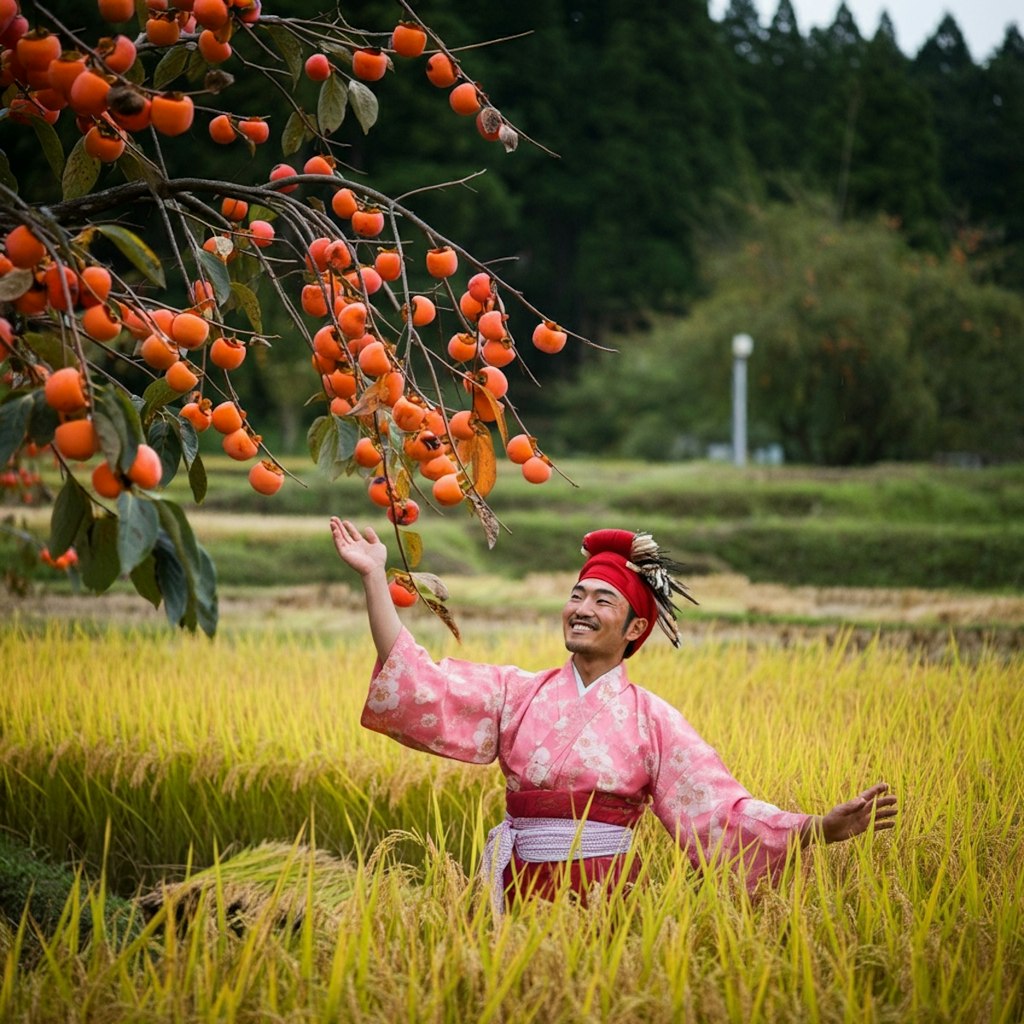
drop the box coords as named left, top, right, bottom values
left=0, top=0, right=577, bottom=636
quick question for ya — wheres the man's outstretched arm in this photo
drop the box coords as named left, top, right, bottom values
left=800, top=782, right=899, bottom=845
left=330, top=518, right=402, bottom=663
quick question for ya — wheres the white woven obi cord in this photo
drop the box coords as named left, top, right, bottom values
left=480, top=815, right=634, bottom=914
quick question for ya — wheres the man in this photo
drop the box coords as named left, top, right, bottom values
left=330, top=518, right=898, bottom=912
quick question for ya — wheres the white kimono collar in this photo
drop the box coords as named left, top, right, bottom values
left=571, top=660, right=626, bottom=698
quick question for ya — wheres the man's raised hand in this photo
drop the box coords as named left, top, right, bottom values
left=330, top=518, right=402, bottom=660
left=330, top=518, right=388, bottom=579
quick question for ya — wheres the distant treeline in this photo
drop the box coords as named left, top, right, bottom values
left=32, top=0, right=1010, bottom=342
left=345, top=0, right=1024, bottom=337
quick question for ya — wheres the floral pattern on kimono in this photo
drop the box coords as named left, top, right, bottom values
left=363, top=628, right=809, bottom=889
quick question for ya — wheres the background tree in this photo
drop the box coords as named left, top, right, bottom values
left=912, top=15, right=989, bottom=231
left=552, top=200, right=1024, bottom=464
left=756, top=0, right=814, bottom=186
left=971, top=26, right=1024, bottom=288
left=838, top=19, right=946, bottom=248
left=803, top=4, right=866, bottom=223
left=717, top=0, right=770, bottom=186
left=907, top=257, right=1024, bottom=459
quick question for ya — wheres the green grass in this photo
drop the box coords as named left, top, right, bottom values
left=170, top=458, right=1024, bottom=590
left=179, top=513, right=1024, bottom=590
left=7, top=459, right=1024, bottom=593
left=159, top=456, right=1024, bottom=526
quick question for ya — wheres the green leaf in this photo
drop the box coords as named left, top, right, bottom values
left=197, top=249, right=231, bottom=307
left=130, top=553, right=161, bottom=608
left=232, top=250, right=259, bottom=286
left=123, top=55, right=145, bottom=85
left=310, top=414, right=358, bottom=481
left=117, top=491, right=159, bottom=573
left=153, top=535, right=189, bottom=627
left=228, top=282, right=263, bottom=333
left=320, top=43, right=352, bottom=65
left=93, top=386, right=143, bottom=474
left=27, top=391, right=58, bottom=447
left=247, top=204, right=276, bottom=223
left=348, top=81, right=379, bottom=134
left=178, top=417, right=199, bottom=468
left=194, top=545, right=218, bottom=637
left=116, top=151, right=150, bottom=185
left=182, top=595, right=197, bottom=632
left=21, top=330, right=74, bottom=369
left=307, top=415, right=330, bottom=462
left=317, top=74, right=347, bottom=135
left=155, top=498, right=201, bottom=582
left=116, top=387, right=146, bottom=445
left=0, top=267, right=30, bottom=302
left=50, top=477, right=91, bottom=558
left=77, top=515, right=120, bottom=592
left=0, top=394, right=33, bottom=468
left=399, top=530, right=423, bottom=570
left=315, top=415, right=339, bottom=479
left=151, top=503, right=208, bottom=635
left=31, top=117, right=64, bottom=181
left=93, top=406, right=126, bottom=472
left=187, top=452, right=207, bottom=503
left=141, top=378, right=180, bottom=422
left=336, top=416, right=358, bottom=461
left=0, top=148, right=17, bottom=192
left=147, top=416, right=182, bottom=487
left=186, top=48, right=207, bottom=83
left=62, top=136, right=100, bottom=201
left=265, top=24, right=302, bottom=84
left=281, top=110, right=309, bottom=157
left=96, top=225, right=166, bottom=288
left=153, top=45, right=189, bottom=89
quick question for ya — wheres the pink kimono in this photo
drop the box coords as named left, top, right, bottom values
left=363, top=628, right=809, bottom=902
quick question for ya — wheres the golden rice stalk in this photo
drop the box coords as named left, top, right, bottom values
left=139, top=841, right=357, bottom=936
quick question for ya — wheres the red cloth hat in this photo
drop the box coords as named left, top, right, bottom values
left=577, top=529, right=698, bottom=656
left=577, top=529, right=657, bottom=654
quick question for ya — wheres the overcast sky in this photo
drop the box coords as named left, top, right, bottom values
left=707, top=0, right=1020, bottom=62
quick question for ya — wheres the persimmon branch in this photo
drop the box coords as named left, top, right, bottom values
left=41, top=172, right=608, bottom=353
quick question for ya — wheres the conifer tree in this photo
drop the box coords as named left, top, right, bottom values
left=841, top=21, right=946, bottom=247
left=912, top=16, right=986, bottom=227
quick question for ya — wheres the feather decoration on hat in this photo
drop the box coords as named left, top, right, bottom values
left=582, top=529, right=698, bottom=647
left=626, top=531, right=699, bottom=645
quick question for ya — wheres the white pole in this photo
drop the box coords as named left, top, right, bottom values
left=731, top=334, right=753, bottom=467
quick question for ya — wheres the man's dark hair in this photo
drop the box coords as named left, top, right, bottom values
left=622, top=607, right=637, bottom=658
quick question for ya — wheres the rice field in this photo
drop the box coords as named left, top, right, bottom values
left=0, top=619, right=1021, bottom=1023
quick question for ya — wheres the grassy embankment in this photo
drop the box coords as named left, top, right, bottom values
left=159, top=458, right=1024, bottom=588
left=4, top=462, right=1019, bottom=630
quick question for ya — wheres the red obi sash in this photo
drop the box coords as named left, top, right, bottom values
left=500, top=790, right=646, bottom=907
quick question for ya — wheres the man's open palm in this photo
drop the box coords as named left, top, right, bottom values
left=330, top=518, right=387, bottom=578
left=820, top=782, right=898, bottom=843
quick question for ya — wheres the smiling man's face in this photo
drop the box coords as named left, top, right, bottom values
left=562, top=578, right=645, bottom=663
